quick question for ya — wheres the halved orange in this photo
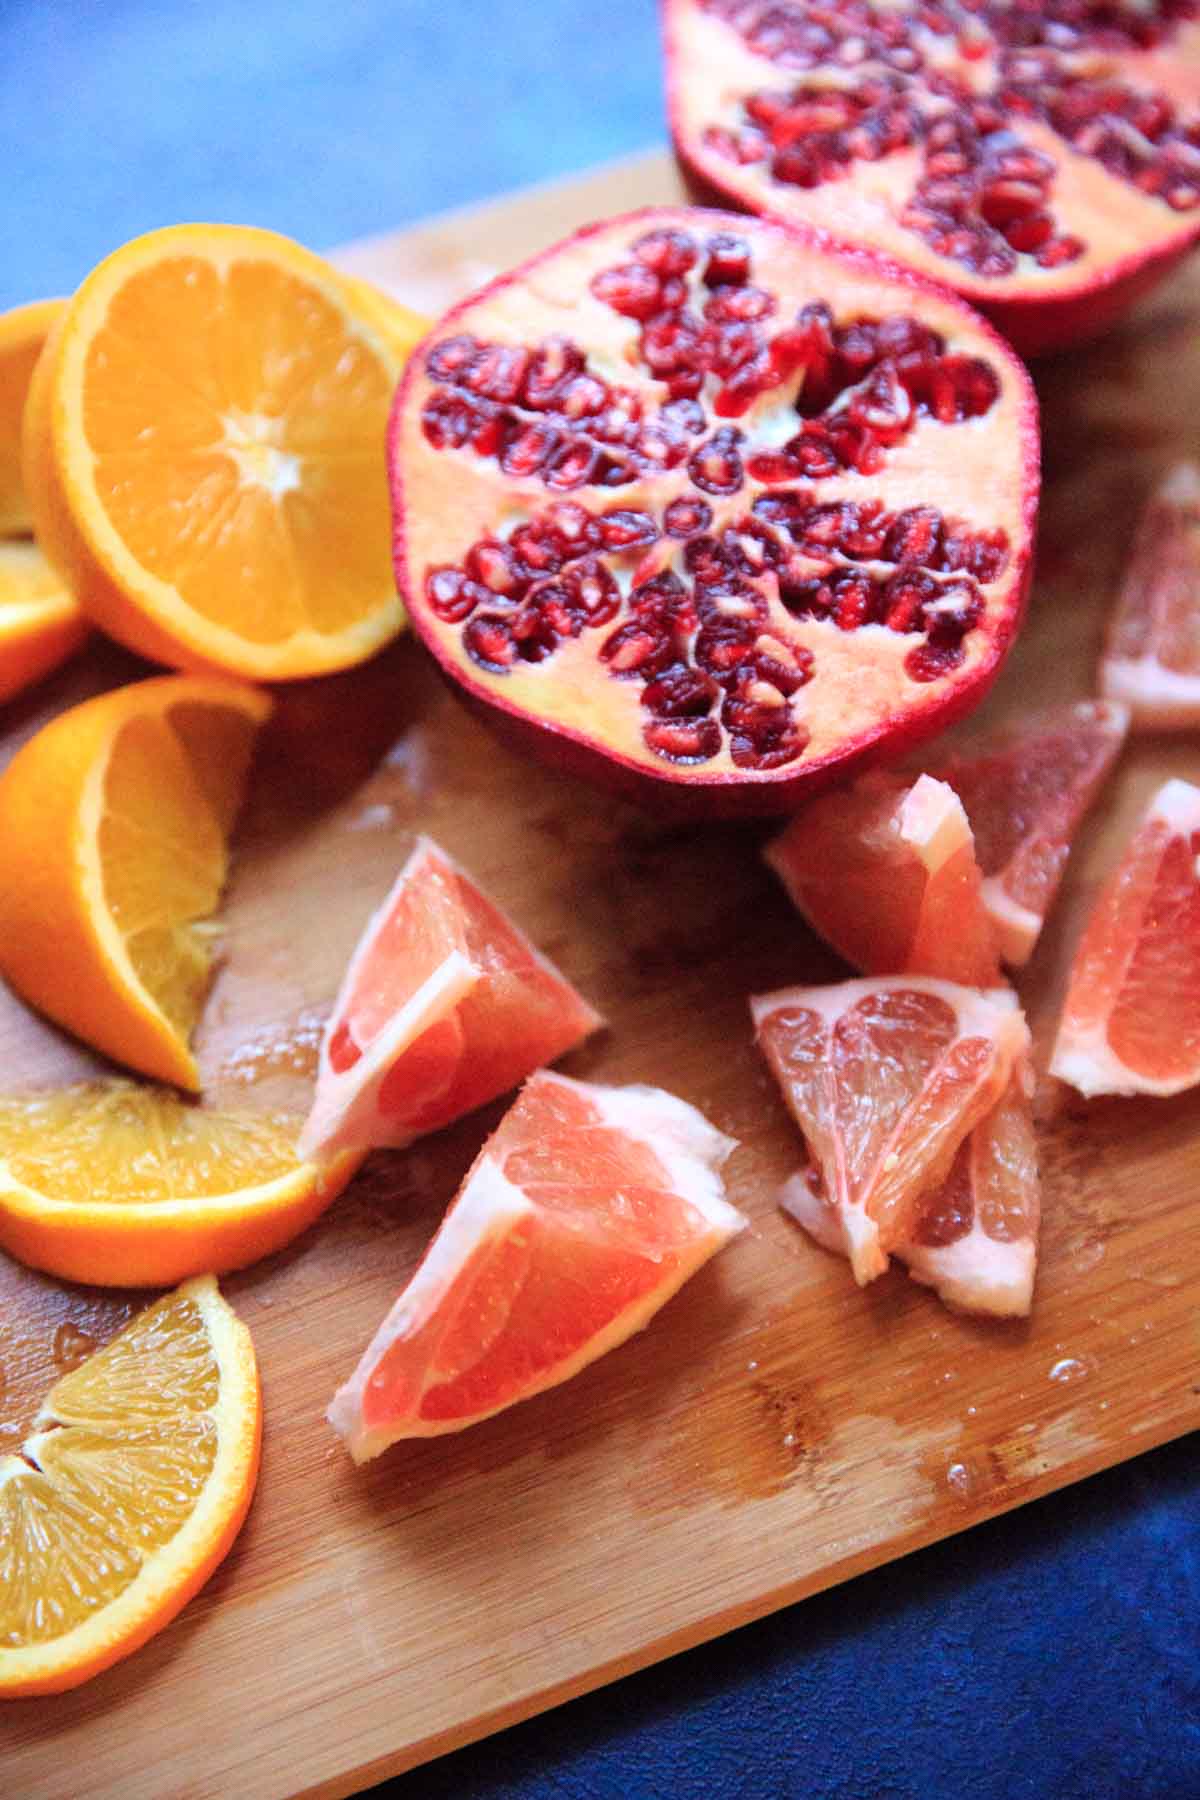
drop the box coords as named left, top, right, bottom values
left=1098, top=462, right=1200, bottom=728
left=0, top=674, right=272, bottom=1088
left=1051, top=777, right=1200, bottom=1097
left=23, top=224, right=405, bottom=680
left=764, top=771, right=1000, bottom=987
left=753, top=976, right=1029, bottom=1285
left=0, top=297, right=65, bottom=536
left=0, top=1082, right=361, bottom=1286
left=0, top=539, right=88, bottom=703
left=0, top=1274, right=259, bottom=1697
left=328, top=1070, right=744, bottom=1459
left=300, top=835, right=602, bottom=1159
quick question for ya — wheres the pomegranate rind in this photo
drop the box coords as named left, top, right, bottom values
left=327, top=1071, right=744, bottom=1460
left=663, top=0, right=1200, bottom=357
left=299, top=835, right=601, bottom=1158
left=752, top=975, right=1029, bottom=1284
left=1099, top=463, right=1200, bottom=728
left=1050, top=777, right=1200, bottom=1098
left=933, top=699, right=1130, bottom=966
left=390, top=206, right=1038, bottom=820
left=764, top=770, right=1000, bottom=985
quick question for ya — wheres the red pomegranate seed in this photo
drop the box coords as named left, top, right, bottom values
left=643, top=716, right=722, bottom=764
left=884, top=505, right=945, bottom=565
left=640, top=662, right=719, bottom=717
left=747, top=449, right=802, bottom=483
left=545, top=440, right=600, bottom=490
left=704, top=284, right=778, bottom=323
left=464, top=613, right=519, bottom=671
left=635, top=418, right=690, bottom=469
left=601, top=620, right=674, bottom=678
left=563, top=557, right=621, bottom=626
left=663, top=496, right=714, bottom=538
left=511, top=602, right=562, bottom=662
left=695, top=616, right=757, bottom=675
left=660, top=395, right=707, bottom=435
left=906, top=638, right=967, bottom=682
left=500, top=422, right=561, bottom=479
left=546, top=500, right=604, bottom=553
left=1005, top=210, right=1055, bottom=253
left=881, top=567, right=939, bottom=632
left=1036, top=234, right=1086, bottom=267
left=590, top=263, right=663, bottom=320
left=523, top=336, right=585, bottom=410
left=421, top=390, right=474, bottom=450
left=466, top=539, right=524, bottom=595
left=527, top=582, right=586, bottom=641
left=510, top=519, right=567, bottom=575
left=559, top=373, right=610, bottom=420
left=703, top=234, right=751, bottom=286
left=631, top=227, right=699, bottom=275
left=689, top=426, right=745, bottom=494
left=426, top=566, right=489, bottom=622
left=465, top=344, right=530, bottom=403
left=593, top=388, right=643, bottom=444
left=425, top=335, right=480, bottom=382
left=600, top=508, right=659, bottom=550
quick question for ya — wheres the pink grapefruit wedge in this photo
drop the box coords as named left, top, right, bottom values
left=328, top=1070, right=744, bottom=1459
left=1099, top=462, right=1200, bottom=728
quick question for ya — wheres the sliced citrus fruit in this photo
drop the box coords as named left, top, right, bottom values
left=300, top=835, right=602, bottom=1159
left=0, top=1274, right=259, bottom=1697
left=0, top=673, right=272, bottom=1089
left=338, top=275, right=429, bottom=364
left=23, top=224, right=405, bottom=681
left=0, top=297, right=64, bottom=536
left=1050, top=778, right=1200, bottom=1097
left=932, top=699, right=1129, bottom=965
left=0, top=538, right=87, bottom=703
left=1098, top=462, right=1200, bottom=727
left=0, top=1081, right=360, bottom=1286
left=781, top=1062, right=1040, bottom=1317
left=329, top=1070, right=743, bottom=1459
left=752, top=976, right=1029, bottom=1285
left=764, top=771, right=1000, bottom=987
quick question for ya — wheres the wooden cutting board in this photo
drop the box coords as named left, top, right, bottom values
left=5, top=148, right=1200, bottom=1800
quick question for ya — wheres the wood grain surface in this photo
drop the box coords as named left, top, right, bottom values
left=4, top=148, right=1200, bottom=1800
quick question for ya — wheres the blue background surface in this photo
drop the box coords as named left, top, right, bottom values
left=4, top=4, right=1199, bottom=1795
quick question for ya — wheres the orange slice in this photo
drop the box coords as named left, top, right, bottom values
left=0, top=297, right=64, bottom=536
left=0, top=674, right=272, bottom=1089
left=329, top=1070, right=743, bottom=1459
left=764, top=771, right=1000, bottom=987
left=0, top=1274, right=259, bottom=1697
left=23, top=224, right=405, bottom=681
left=933, top=699, right=1129, bottom=965
left=0, top=1082, right=360, bottom=1286
left=300, top=835, right=602, bottom=1159
left=0, top=539, right=87, bottom=703
left=1050, top=778, right=1200, bottom=1097
left=752, top=976, right=1028, bottom=1285
left=338, top=275, right=429, bottom=363
left=1098, top=462, right=1200, bottom=727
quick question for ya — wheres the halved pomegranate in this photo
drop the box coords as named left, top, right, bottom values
left=664, top=0, right=1200, bottom=355
left=390, top=208, right=1037, bottom=816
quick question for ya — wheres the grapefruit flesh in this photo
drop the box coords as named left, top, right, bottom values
left=327, top=1070, right=744, bottom=1459
left=300, top=836, right=601, bottom=1158
left=1050, top=778, right=1200, bottom=1098
left=1099, top=462, right=1200, bottom=728
left=764, top=771, right=1000, bottom=986
left=752, top=976, right=1029, bottom=1285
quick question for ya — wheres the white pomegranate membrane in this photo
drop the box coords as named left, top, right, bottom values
left=395, top=210, right=1035, bottom=807
left=668, top=0, right=1200, bottom=329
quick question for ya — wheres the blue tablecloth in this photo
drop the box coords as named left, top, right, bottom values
left=5, top=5, right=1199, bottom=1794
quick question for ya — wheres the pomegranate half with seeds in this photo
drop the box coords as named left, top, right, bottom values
left=390, top=208, right=1037, bottom=816
left=664, top=0, right=1200, bottom=355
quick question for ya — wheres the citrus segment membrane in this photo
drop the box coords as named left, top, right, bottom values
left=1099, top=461, right=1200, bottom=727
left=1050, top=777, right=1200, bottom=1097
left=932, top=699, right=1129, bottom=965
left=300, top=836, right=601, bottom=1160
left=752, top=975, right=1029, bottom=1284
left=0, top=1275, right=259, bottom=1697
left=328, top=1071, right=744, bottom=1460
left=764, top=770, right=1000, bottom=985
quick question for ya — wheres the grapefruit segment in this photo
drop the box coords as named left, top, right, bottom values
left=932, top=699, right=1129, bottom=965
left=1098, top=462, right=1200, bottom=727
left=752, top=976, right=1029, bottom=1285
left=1050, top=778, right=1200, bottom=1097
left=328, top=1070, right=743, bottom=1459
left=764, top=771, right=1000, bottom=986
left=300, top=837, right=601, bottom=1159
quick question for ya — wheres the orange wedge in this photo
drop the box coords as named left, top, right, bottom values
left=329, top=1070, right=743, bottom=1459
left=0, top=674, right=272, bottom=1088
left=1051, top=777, right=1200, bottom=1097
left=753, top=976, right=1029, bottom=1285
left=0, top=1082, right=361, bottom=1286
left=0, top=539, right=88, bottom=703
left=0, top=1275, right=259, bottom=1697
left=0, top=297, right=64, bottom=536
left=764, top=771, right=1000, bottom=987
left=23, top=224, right=405, bottom=680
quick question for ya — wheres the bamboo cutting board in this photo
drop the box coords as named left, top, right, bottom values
left=4, top=149, right=1200, bottom=1800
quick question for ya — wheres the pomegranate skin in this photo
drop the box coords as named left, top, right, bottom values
left=663, top=0, right=1200, bottom=360
left=389, top=207, right=1039, bottom=821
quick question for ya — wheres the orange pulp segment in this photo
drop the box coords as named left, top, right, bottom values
left=0, top=297, right=64, bottom=536
left=328, top=1070, right=744, bottom=1459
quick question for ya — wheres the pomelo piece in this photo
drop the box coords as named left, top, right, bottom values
left=932, top=699, right=1129, bottom=966
left=781, top=1061, right=1040, bottom=1317
left=1098, top=462, right=1200, bottom=728
left=300, top=836, right=601, bottom=1159
left=764, top=771, right=999, bottom=986
left=752, top=975, right=1029, bottom=1285
left=328, top=1070, right=743, bottom=1459
left=1050, top=778, right=1200, bottom=1097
